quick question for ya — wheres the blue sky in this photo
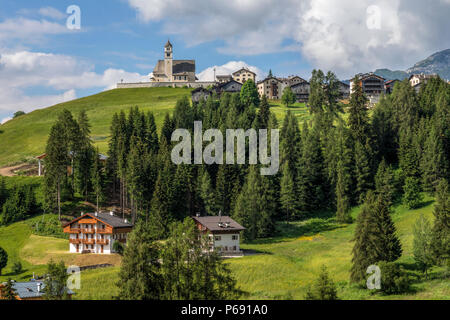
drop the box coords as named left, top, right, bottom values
left=0, top=0, right=449, bottom=123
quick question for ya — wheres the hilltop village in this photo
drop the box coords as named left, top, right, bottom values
left=118, top=40, right=439, bottom=105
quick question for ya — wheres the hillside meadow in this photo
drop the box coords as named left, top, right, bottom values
left=0, top=87, right=308, bottom=167
left=0, top=196, right=448, bottom=300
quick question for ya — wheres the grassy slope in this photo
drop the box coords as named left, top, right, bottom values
left=1, top=197, right=448, bottom=300
left=0, top=88, right=309, bottom=167
left=0, top=88, right=192, bottom=166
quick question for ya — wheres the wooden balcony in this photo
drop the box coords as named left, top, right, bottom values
left=68, top=228, right=81, bottom=233
left=96, top=228, right=110, bottom=234
left=81, top=239, right=95, bottom=245
left=69, top=238, right=81, bottom=244
left=81, top=228, right=95, bottom=234
left=96, top=239, right=109, bottom=245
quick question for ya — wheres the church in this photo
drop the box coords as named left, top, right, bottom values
left=151, top=40, right=197, bottom=82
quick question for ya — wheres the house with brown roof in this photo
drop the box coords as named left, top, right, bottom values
left=63, top=211, right=133, bottom=254
left=192, top=215, right=245, bottom=256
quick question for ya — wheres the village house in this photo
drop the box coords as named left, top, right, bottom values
left=409, top=73, right=438, bottom=93
left=212, top=80, right=243, bottom=95
left=216, top=75, right=232, bottom=83
left=0, top=281, right=74, bottom=300
left=350, top=72, right=386, bottom=104
left=192, top=215, right=245, bottom=256
left=385, top=79, right=400, bottom=94
left=232, top=68, right=256, bottom=84
left=338, top=81, right=350, bottom=99
left=290, top=81, right=310, bottom=103
left=191, top=87, right=212, bottom=103
left=63, top=211, right=133, bottom=254
left=257, top=76, right=285, bottom=100
left=151, top=40, right=197, bottom=83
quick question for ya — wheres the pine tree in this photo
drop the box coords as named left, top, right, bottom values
left=91, top=148, right=104, bottom=213
left=354, top=140, right=373, bottom=203
left=200, top=169, right=216, bottom=215
left=281, top=86, right=296, bottom=108
left=117, top=221, right=163, bottom=299
left=348, top=76, right=369, bottom=144
left=375, top=159, right=396, bottom=206
left=308, top=69, right=326, bottom=114
left=413, top=214, right=434, bottom=278
left=403, top=176, right=423, bottom=209
left=240, top=79, right=260, bottom=107
left=43, top=260, right=70, bottom=300
left=336, top=159, right=351, bottom=223
left=350, top=191, right=402, bottom=282
left=280, top=161, right=296, bottom=221
left=75, top=110, right=94, bottom=201
left=305, top=265, right=338, bottom=300
left=398, top=127, right=420, bottom=180
left=257, top=95, right=271, bottom=128
left=268, top=69, right=273, bottom=78
left=2, top=279, right=17, bottom=300
left=430, top=179, right=450, bottom=265
left=0, top=246, right=7, bottom=276
left=146, top=112, right=159, bottom=154
left=44, top=122, right=69, bottom=220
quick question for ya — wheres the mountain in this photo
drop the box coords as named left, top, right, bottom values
left=374, top=49, right=450, bottom=80
left=373, top=68, right=408, bottom=80
left=407, top=49, right=450, bottom=80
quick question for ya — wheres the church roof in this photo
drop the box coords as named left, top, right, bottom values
left=165, top=39, right=172, bottom=48
left=152, top=59, right=195, bottom=76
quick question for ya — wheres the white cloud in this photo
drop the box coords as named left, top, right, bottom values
left=38, top=7, right=66, bottom=20
left=197, top=61, right=264, bottom=81
left=128, top=0, right=450, bottom=78
left=0, top=17, right=70, bottom=45
left=1, top=117, right=12, bottom=125
left=0, top=50, right=147, bottom=115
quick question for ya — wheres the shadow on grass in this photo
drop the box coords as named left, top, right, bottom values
left=242, top=248, right=273, bottom=256
left=414, top=200, right=435, bottom=209
left=244, top=216, right=345, bottom=245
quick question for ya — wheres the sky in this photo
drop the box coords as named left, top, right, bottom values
left=0, top=0, right=449, bottom=124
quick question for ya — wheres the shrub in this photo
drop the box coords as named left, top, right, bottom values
left=0, top=246, right=8, bottom=276
left=304, top=265, right=338, bottom=300
left=25, top=214, right=67, bottom=239
left=403, top=177, right=423, bottom=209
left=1, top=184, right=38, bottom=225
left=12, top=261, right=22, bottom=274
left=113, top=241, right=124, bottom=255
left=378, top=261, right=411, bottom=294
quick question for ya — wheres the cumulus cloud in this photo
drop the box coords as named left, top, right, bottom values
left=197, top=61, right=263, bottom=81
left=38, top=7, right=66, bottom=20
left=128, top=0, right=450, bottom=78
left=0, top=50, right=147, bottom=115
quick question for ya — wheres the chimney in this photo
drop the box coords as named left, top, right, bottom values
left=95, top=212, right=98, bottom=217
left=196, top=212, right=200, bottom=217
left=110, top=211, right=114, bottom=216
left=80, top=211, right=84, bottom=216
left=37, top=283, right=42, bottom=293
left=124, top=219, right=128, bottom=224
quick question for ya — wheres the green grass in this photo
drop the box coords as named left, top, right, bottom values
left=0, top=196, right=447, bottom=299
left=0, top=87, right=192, bottom=166
left=226, top=195, right=449, bottom=300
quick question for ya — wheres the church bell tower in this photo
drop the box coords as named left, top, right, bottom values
left=164, top=40, right=173, bottom=81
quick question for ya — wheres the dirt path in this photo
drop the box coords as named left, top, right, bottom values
left=0, top=164, right=26, bottom=176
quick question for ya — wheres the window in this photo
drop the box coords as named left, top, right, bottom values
left=214, top=236, right=221, bottom=241
left=232, top=235, right=239, bottom=240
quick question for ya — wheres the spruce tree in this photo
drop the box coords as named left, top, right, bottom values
left=354, top=140, right=373, bottom=203
left=91, top=148, right=104, bottom=213
left=200, top=169, right=217, bottom=216
left=348, top=76, right=369, bottom=144
left=280, top=161, right=296, bottom=221
left=308, top=69, right=325, bottom=114
left=44, top=121, right=69, bottom=220
left=430, top=179, right=450, bottom=265
left=281, top=86, right=296, bottom=108
left=375, top=159, right=396, bottom=206
left=413, top=214, right=434, bottom=278
left=2, top=278, right=17, bottom=300
left=117, top=221, right=163, bottom=299
left=0, top=246, right=7, bottom=276
left=240, top=79, right=260, bottom=107
left=403, top=176, right=423, bottom=209
left=257, top=95, right=271, bottom=128
left=305, top=265, right=338, bottom=300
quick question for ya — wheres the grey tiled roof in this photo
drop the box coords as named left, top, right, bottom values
left=64, top=212, right=133, bottom=228
left=5, top=281, right=74, bottom=299
left=192, top=215, right=245, bottom=232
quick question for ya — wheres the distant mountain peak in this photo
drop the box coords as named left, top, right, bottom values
left=373, top=48, right=450, bottom=81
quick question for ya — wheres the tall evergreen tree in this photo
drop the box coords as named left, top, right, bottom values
left=430, top=179, right=450, bottom=265
left=240, top=79, right=260, bottom=107
left=280, top=161, right=296, bottom=221
left=413, top=214, right=434, bottom=278
left=354, top=140, right=373, bottom=203
left=44, top=122, right=69, bottom=220
left=348, top=76, right=370, bottom=144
